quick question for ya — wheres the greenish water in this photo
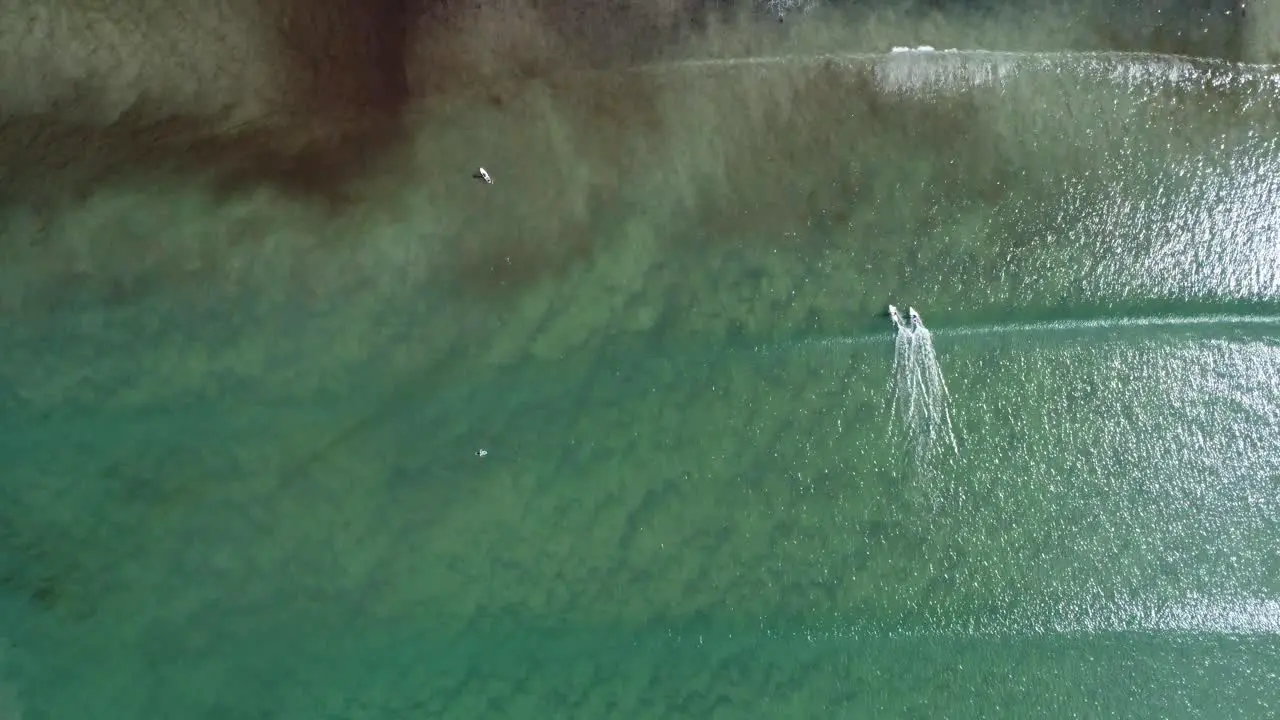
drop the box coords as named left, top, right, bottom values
left=3, top=47, right=1280, bottom=718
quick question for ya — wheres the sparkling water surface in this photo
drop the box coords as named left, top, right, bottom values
left=1, top=37, right=1279, bottom=719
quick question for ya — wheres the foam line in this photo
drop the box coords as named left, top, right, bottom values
left=780, top=313, right=1280, bottom=353
left=944, top=313, right=1280, bottom=337
left=631, top=49, right=1280, bottom=74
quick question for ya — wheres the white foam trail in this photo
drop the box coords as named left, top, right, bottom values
left=888, top=318, right=959, bottom=475
left=887, top=319, right=913, bottom=442
left=780, top=313, right=1280, bottom=354
left=946, top=313, right=1280, bottom=337
left=632, top=49, right=1280, bottom=75
left=912, top=326, right=959, bottom=456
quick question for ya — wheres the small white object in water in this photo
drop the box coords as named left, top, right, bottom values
left=473, top=167, right=493, bottom=184
left=475, top=448, right=488, bottom=458
left=889, top=304, right=905, bottom=329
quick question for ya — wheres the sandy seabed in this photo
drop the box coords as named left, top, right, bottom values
left=1, top=1, right=1278, bottom=717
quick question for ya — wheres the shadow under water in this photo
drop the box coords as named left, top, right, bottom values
left=1, top=1, right=1280, bottom=718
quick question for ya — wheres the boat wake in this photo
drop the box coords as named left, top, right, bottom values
left=778, top=312, right=1280, bottom=355
left=888, top=306, right=959, bottom=476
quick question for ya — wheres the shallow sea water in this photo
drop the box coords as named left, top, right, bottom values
left=2, top=11, right=1280, bottom=719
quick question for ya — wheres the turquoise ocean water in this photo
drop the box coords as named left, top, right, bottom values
left=1, top=19, right=1279, bottom=720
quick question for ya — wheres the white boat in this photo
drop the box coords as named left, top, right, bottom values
left=908, top=307, right=922, bottom=329
left=889, top=304, right=905, bottom=329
